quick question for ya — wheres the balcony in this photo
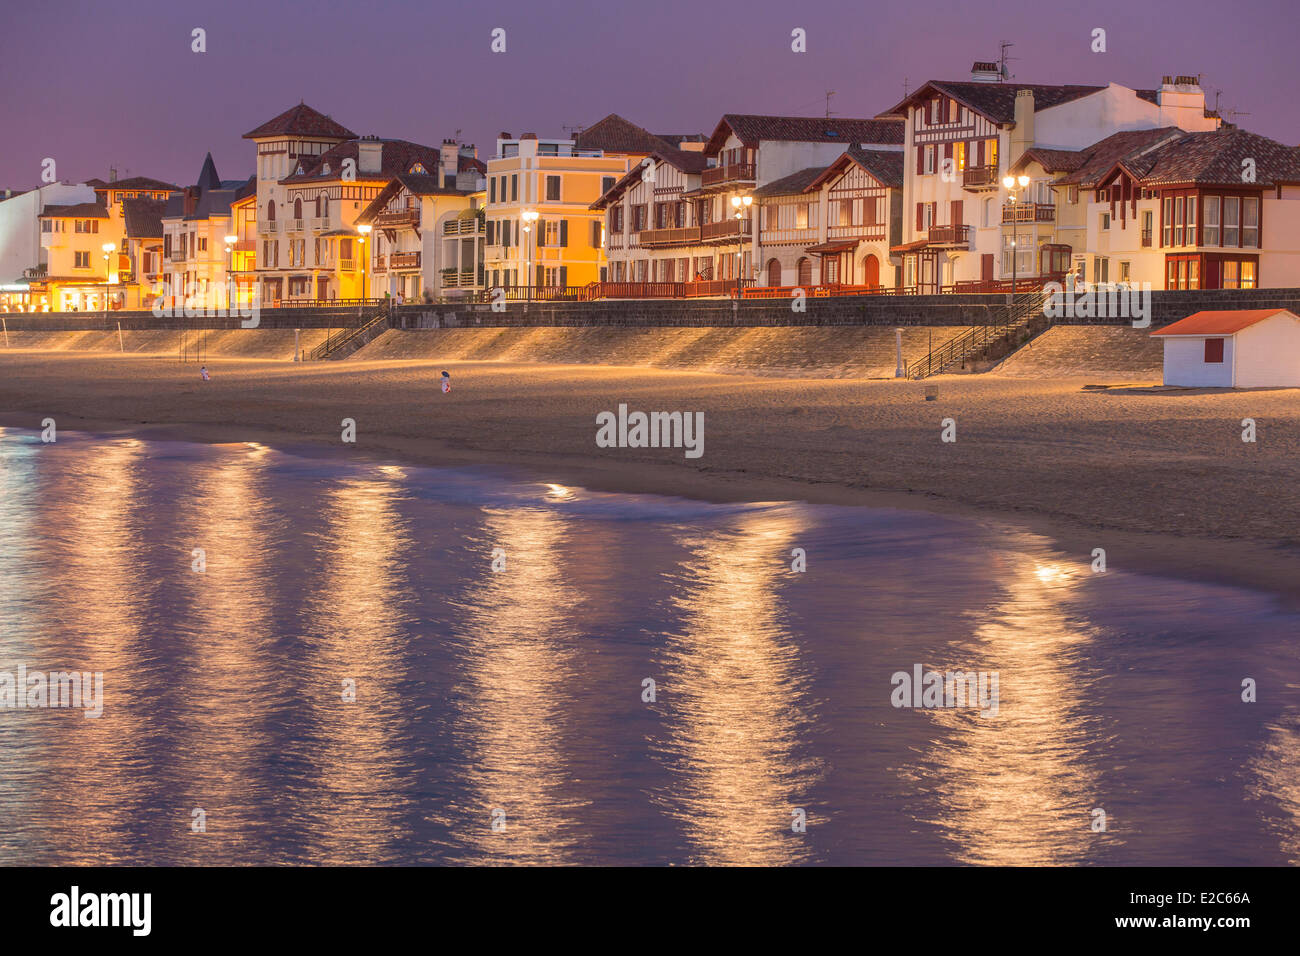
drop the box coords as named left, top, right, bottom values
left=440, top=269, right=482, bottom=289
left=260, top=220, right=280, bottom=234
left=701, top=163, right=756, bottom=187
left=700, top=219, right=752, bottom=241
left=390, top=252, right=421, bottom=269
left=962, top=165, right=999, bottom=190
left=311, top=217, right=332, bottom=231
left=443, top=218, right=482, bottom=236
left=374, top=210, right=420, bottom=229
left=1141, top=229, right=1153, bottom=248
left=639, top=226, right=701, bottom=247
left=288, top=219, right=305, bottom=232
left=340, top=258, right=355, bottom=271
left=1001, top=202, right=1055, bottom=223
left=926, top=224, right=971, bottom=247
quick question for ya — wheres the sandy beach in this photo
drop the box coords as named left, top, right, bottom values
left=2, top=347, right=1298, bottom=602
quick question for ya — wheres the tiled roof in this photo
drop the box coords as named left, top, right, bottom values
left=1151, top=309, right=1299, bottom=336
left=458, top=154, right=487, bottom=175
left=1014, top=147, right=1086, bottom=173
left=708, top=114, right=905, bottom=153
left=753, top=165, right=826, bottom=199
left=40, top=202, right=108, bottom=218
left=805, top=146, right=905, bottom=191
left=121, top=198, right=167, bottom=238
left=243, top=102, right=356, bottom=140
left=884, top=81, right=1108, bottom=124
left=590, top=148, right=709, bottom=209
left=280, top=139, right=445, bottom=184
left=94, top=176, right=180, bottom=194
left=1134, top=128, right=1300, bottom=187
left=1052, top=127, right=1183, bottom=188
left=356, top=174, right=477, bottom=224
left=574, top=114, right=676, bottom=155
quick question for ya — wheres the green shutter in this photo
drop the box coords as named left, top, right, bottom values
left=559, top=219, right=568, bottom=247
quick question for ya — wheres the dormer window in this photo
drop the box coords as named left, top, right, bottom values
left=322, top=163, right=331, bottom=175
left=410, top=163, right=427, bottom=175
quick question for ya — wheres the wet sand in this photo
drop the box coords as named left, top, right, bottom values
left=2, top=349, right=1298, bottom=603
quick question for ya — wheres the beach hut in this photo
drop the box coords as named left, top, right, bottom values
left=1150, top=309, right=1300, bottom=387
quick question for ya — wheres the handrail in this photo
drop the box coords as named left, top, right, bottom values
left=308, top=302, right=391, bottom=361
left=905, top=288, right=1047, bottom=379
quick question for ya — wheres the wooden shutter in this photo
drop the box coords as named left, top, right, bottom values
left=560, top=265, right=568, bottom=286
left=536, top=218, right=545, bottom=247
left=536, top=265, right=544, bottom=287
left=916, top=203, right=924, bottom=231
left=560, top=219, right=568, bottom=247
left=951, top=200, right=964, bottom=227
left=916, top=147, right=924, bottom=176
left=486, top=220, right=495, bottom=244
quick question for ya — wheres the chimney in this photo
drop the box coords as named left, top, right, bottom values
left=183, top=186, right=198, bottom=216
left=1010, top=89, right=1035, bottom=166
left=357, top=136, right=383, bottom=175
left=518, top=133, right=538, bottom=159
left=440, top=139, right=458, bottom=185
left=971, top=61, right=1001, bottom=83
left=1157, top=74, right=1211, bottom=130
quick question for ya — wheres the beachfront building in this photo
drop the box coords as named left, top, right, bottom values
left=118, top=197, right=167, bottom=310
left=0, top=182, right=100, bottom=311
left=160, top=154, right=255, bottom=312
left=484, top=116, right=692, bottom=290
left=1011, top=126, right=1300, bottom=290
left=883, top=70, right=1221, bottom=292
left=35, top=175, right=180, bottom=312
left=595, top=115, right=904, bottom=291
left=357, top=154, right=488, bottom=301
left=1152, top=309, right=1300, bottom=387
left=227, top=189, right=258, bottom=308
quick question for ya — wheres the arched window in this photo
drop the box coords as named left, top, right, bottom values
left=322, top=196, right=329, bottom=218
left=294, top=198, right=303, bottom=220
left=796, top=257, right=812, bottom=287
left=314, top=196, right=322, bottom=218
left=982, top=197, right=993, bottom=227
left=766, top=258, right=782, bottom=287
left=266, top=200, right=275, bottom=221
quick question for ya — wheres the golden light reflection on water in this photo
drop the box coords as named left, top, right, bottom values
left=656, top=509, right=819, bottom=865
left=300, top=477, right=413, bottom=863
left=32, top=440, right=148, bottom=862
left=907, top=555, right=1118, bottom=865
left=169, top=451, right=277, bottom=860
left=1248, top=689, right=1300, bottom=865
left=443, top=507, right=586, bottom=865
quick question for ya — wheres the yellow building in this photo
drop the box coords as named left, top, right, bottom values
left=35, top=176, right=177, bottom=311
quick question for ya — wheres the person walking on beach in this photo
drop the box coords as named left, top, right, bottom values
left=441, top=370, right=450, bottom=394
left=200, top=365, right=210, bottom=382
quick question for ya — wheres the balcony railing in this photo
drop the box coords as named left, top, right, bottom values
left=443, top=218, right=482, bottom=235
left=962, top=165, right=998, bottom=189
left=926, top=224, right=971, bottom=246
left=261, top=220, right=280, bottom=233
left=340, top=258, right=355, bottom=271
left=638, top=225, right=701, bottom=247
left=1141, top=229, right=1153, bottom=247
left=1001, top=202, right=1055, bottom=223
left=701, top=163, right=756, bottom=187
left=374, top=210, right=420, bottom=229
left=311, top=217, right=332, bottom=231
left=441, top=270, right=481, bottom=288
left=289, top=219, right=305, bottom=232
left=390, top=252, right=421, bottom=269
left=700, top=219, right=752, bottom=241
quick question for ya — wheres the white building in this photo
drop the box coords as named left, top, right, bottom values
left=0, top=183, right=98, bottom=309
left=1152, top=309, right=1300, bottom=387
left=883, top=70, right=1221, bottom=292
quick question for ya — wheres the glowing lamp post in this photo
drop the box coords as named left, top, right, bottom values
left=224, top=233, right=237, bottom=309
left=101, top=242, right=116, bottom=320
left=730, top=194, right=752, bottom=299
left=1002, top=174, right=1031, bottom=295
left=356, top=224, right=372, bottom=301
left=520, top=209, right=539, bottom=302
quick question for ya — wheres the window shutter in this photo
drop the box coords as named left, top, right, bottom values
left=486, top=220, right=495, bottom=244
left=536, top=218, right=545, bottom=247
left=536, top=264, right=544, bottom=287
left=560, top=219, right=568, bottom=247
left=916, top=147, right=924, bottom=176
left=944, top=142, right=953, bottom=163
left=916, top=203, right=924, bottom=231
left=952, top=200, right=963, bottom=227
left=560, top=266, right=568, bottom=286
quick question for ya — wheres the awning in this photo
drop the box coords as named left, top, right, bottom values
left=805, top=239, right=858, bottom=254
left=890, top=239, right=932, bottom=254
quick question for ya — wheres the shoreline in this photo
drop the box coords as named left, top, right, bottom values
left=3, top=350, right=1299, bottom=607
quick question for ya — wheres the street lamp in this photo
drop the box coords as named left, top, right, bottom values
left=730, top=194, right=752, bottom=299
left=101, top=242, right=116, bottom=321
left=356, top=224, right=372, bottom=301
left=520, top=209, right=539, bottom=302
left=1001, top=173, right=1031, bottom=295
left=224, top=233, right=237, bottom=310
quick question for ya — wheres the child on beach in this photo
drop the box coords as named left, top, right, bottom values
left=441, top=370, right=450, bottom=394
left=200, top=366, right=210, bottom=382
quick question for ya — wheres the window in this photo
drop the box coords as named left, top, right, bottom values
left=923, top=145, right=935, bottom=175
left=610, top=206, right=623, bottom=234
left=1203, top=196, right=1220, bottom=246
left=1241, top=260, right=1256, bottom=288
left=1120, top=261, right=1131, bottom=282
left=601, top=176, right=615, bottom=195
left=1101, top=213, right=1110, bottom=231
left=294, top=198, right=303, bottom=220
left=796, top=203, right=809, bottom=229
left=1243, top=198, right=1258, bottom=248
left=1162, top=197, right=1173, bottom=246
left=953, top=141, right=966, bottom=172
left=1173, top=197, right=1184, bottom=245
left=545, top=175, right=561, bottom=201
left=511, top=175, right=518, bottom=201
left=1223, top=197, right=1240, bottom=246
left=267, top=200, right=276, bottom=221
left=489, top=178, right=496, bottom=203
left=1188, top=259, right=1199, bottom=289
left=1204, top=338, right=1225, bottom=363
left=1186, top=196, right=1197, bottom=245
left=544, top=219, right=561, bottom=245
left=1223, top=259, right=1239, bottom=289
left=199, top=237, right=207, bottom=252
left=74, top=251, right=90, bottom=268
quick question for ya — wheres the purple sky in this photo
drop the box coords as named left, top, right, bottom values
left=2, top=0, right=1295, bottom=190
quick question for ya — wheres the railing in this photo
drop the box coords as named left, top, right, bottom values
left=701, top=219, right=752, bottom=241
left=371, top=256, right=384, bottom=272
left=441, top=270, right=479, bottom=288
left=275, top=297, right=387, bottom=309
left=1141, top=229, right=1153, bottom=247
left=390, top=252, right=421, bottom=269
left=905, top=288, right=1049, bottom=379
left=307, top=302, right=392, bottom=360
left=289, top=219, right=305, bottom=232
left=740, top=283, right=903, bottom=299
left=374, top=210, right=420, bottom=228
left=443, top=219, right=481, bottom=235
left=260, top=220, right=280, bottom=233
left=311, top=217, right=332, bottom=231
left=962, top=165, right=998, bottom=188
left=1001, top=202, right=1055, bottom=223
left=638, top=226, right=701, bottom=247
left=340, top=258, right=355, bottom=271
left=926, top=224, right=971, bottom=245
left=944, top=273, right=1064, bottom=295
left=702, top=163, right=755, bottom=187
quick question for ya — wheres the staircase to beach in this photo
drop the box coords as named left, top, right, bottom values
left=905, top=289, right=1049, bottom=379
left=307, top=303, right=393, bottom=361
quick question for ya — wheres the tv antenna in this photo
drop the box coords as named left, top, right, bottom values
left=825, top=91, right=836, bottom=118
left=998, top=41, right=1017, bottom=82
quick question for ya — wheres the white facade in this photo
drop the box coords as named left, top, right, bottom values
left=0, top=183, right=96, bottom=304
left=1156, top=311, right=1300, bottom=387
